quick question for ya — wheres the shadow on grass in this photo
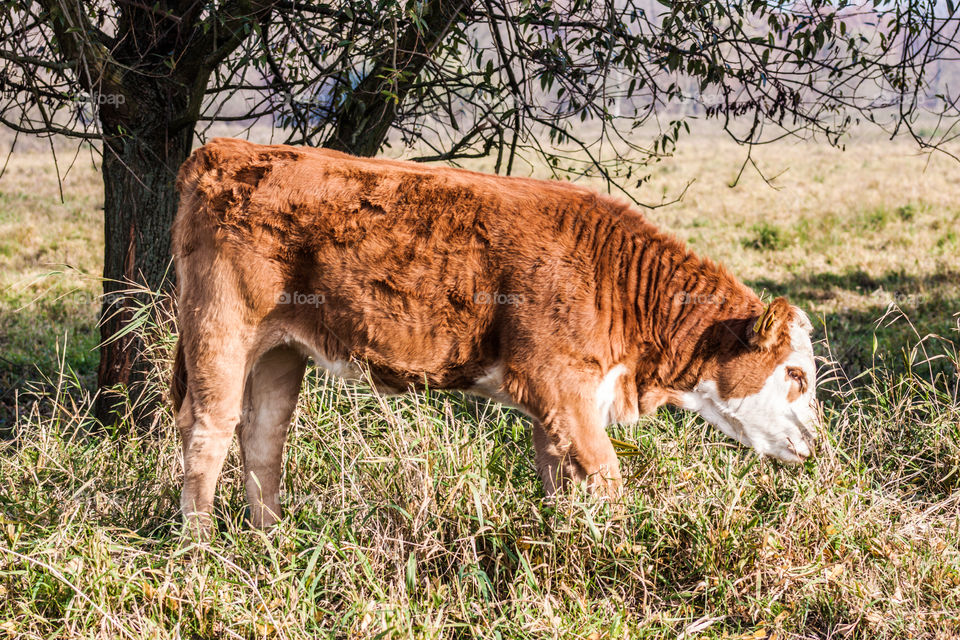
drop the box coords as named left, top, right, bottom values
left=0, top=288, right=100, bottom=435
left=748, top=267, right=960, bottom=380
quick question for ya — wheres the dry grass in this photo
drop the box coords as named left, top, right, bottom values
left=0, top=132, right=959, bottom=638
left=0, top=146, right=102, bottom=419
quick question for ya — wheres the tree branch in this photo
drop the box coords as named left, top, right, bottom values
left=322, top=0, right=473, bottom=156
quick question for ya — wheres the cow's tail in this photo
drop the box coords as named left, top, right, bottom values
left=171, top=335, right=187, bottom=414
left=169, top=143, right=209, bottom=416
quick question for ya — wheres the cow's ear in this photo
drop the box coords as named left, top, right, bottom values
left=748, top=297, right=791, bottom=351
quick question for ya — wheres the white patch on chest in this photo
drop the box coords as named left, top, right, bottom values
left=596, top=364, right=628, bottom=426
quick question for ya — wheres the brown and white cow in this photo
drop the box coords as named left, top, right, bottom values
left=171, top=138, right=821, bottom=530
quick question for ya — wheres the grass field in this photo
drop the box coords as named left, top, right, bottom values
left=1, top=133, right=959, bottom=638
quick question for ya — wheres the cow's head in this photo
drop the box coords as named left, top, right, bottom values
left=680, top=297, right=821, bottom=463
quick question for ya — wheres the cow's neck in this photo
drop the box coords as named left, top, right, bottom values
left=620, top=225, right=762, bottom=391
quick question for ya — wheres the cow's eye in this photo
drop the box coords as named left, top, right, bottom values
left=786, top=367, right=806, bottom=392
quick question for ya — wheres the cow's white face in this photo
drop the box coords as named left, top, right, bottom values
left=681, top=303, right=821, bottom=463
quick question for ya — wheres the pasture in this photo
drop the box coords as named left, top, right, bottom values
left=1, top=133, right=959, bottom=638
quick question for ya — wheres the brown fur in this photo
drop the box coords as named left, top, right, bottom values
left=171, top=138, right=800, bottom=529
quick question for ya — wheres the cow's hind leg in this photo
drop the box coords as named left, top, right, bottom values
left=239, top=345, right=306, bottom=528
left=178, top=335, right=248, bottom=537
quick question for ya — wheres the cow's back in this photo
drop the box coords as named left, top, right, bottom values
left=173, top=139, right=624, bottom=387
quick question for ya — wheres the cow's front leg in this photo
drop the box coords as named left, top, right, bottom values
left=532, top=419, right=580, bottom=497
left=531, top=403, right=622, bottom=501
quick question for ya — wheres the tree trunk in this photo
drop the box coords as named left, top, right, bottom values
left=94, top=90, right=195, bottom=430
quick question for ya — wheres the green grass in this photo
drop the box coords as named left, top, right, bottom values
left=1, top=139, right=960, bottom=638
left=741, top=221, right=787, bottom=251
left=1, top=334, right=958, bottom=638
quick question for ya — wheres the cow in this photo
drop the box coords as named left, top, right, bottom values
left=171, top=138, right=821, bottom=531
